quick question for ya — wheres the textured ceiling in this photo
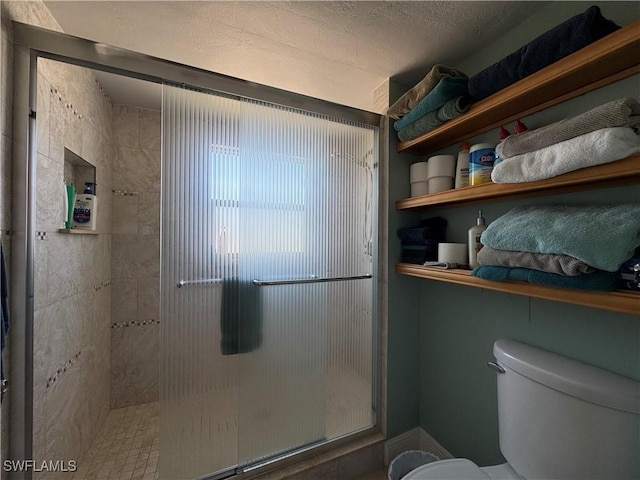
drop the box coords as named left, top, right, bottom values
left=44, top=1, right=549, bottom=112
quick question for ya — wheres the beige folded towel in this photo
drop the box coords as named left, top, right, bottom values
left=387, top=65, right=468, bottom=119
left=477, top=246, right=595, bottom=276
left=496, top=97, right=640, bottom=158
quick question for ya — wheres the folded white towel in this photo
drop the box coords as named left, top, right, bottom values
left=491, top=127, right=640, bottom=183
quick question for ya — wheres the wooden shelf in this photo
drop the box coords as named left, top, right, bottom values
left=395, top=263, right=640, bottom=315
left=396, top=154, right=640, bottom=210
left=397, top=19, right=640, bottom=155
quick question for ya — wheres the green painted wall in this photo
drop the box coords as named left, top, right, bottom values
left=384, top=0, right=640, bottom=465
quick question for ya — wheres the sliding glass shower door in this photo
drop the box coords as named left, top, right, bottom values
left=160, top=84, right=377, bottom=479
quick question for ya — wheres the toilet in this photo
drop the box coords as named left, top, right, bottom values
left=404, top=339, right=639, bottom=480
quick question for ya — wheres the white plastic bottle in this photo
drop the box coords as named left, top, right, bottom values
left=468, top=210, right=487, bottom=269
left=454, top=141, right=470, bottom=188
left=73, top=182, right=98, bottom=230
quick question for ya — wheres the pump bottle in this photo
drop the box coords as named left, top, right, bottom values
left=468, top=210, right=487, bottom=269
left=73, top=182, right=98, bottom=230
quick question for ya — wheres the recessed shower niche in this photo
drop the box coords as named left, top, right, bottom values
left=60, top=147, right=97, bottom=234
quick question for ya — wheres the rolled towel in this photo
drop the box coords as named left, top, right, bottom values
left=387, top=65, right=468, bottom=119
left=477, top=246, right=595, bottom=276
left=480, top=204, right=640, bottom=272
left=397, top=97, right=471, bottom=142
left=393, top=77, right=469, bottom=131
left=497, top=97, right=640, bottom=158
left=469, top=6, right=619, bottom=101
left=491, top=127, right=640, bottom=183
left=472, top=265, right=618, bottom=291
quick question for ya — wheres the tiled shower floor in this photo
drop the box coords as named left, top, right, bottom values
left=75, top=368, right=371, bottom=479
left=72, top=402, right=159, bottom=480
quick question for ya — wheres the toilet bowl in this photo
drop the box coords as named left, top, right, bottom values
left=402, top=458, right=522, bottom=479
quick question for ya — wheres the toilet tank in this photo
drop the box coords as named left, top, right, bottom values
left=493, top=339, right=639, bottom=480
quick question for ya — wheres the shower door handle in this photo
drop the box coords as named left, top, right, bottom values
left=252, top=274, right=372, bottom=286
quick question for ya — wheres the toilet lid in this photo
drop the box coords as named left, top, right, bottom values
left=401, top=458, right=490, bottom=480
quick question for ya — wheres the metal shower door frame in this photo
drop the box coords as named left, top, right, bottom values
left=10, top=21, right=383, bottom=480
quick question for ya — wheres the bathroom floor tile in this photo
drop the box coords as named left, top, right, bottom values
left=73, top=402, right=159, bottom=480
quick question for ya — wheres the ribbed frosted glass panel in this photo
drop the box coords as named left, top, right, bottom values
left=235, top=99, right=377, bottom=467
left=160, top=85, right=241, bottom=479
left=160, top=82, right=377, bottom=478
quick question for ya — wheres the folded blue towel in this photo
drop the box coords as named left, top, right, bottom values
left=401, top=245, right=438, bottom=264
left=397, top=216, right=448, bottom=244
left=472, top=265, right=618, bottom=291
left=394, top=77, right=469, bottom=131
left=480, top=205, right=640, bottom=272
left=469, top=6, right=619, bottom=101
left=397, top=97, right=471, bottom=141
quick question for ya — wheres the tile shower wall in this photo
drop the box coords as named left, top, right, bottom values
left=1, top=1, right=113, bottom=475
left=31, top=62, right=114, bottom=474
left=110, top=105, right=161, bottom=408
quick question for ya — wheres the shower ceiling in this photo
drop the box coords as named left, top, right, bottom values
left=44, top=1, right=550, bottom=112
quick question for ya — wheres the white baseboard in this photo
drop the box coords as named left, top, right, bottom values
left=384, top=427, right=453, bottom=465
left=418, top=429, right=453, bottom=460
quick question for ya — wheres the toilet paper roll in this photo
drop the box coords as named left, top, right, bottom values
left=410, top=161, right=429, bottom=183
left=428, top=176, right=454, bottom=193
left=438, top=242, right=468, bottom=265
left=411, top=181, right=429, bottom=197
left=428, top=154, right=456, bottom=178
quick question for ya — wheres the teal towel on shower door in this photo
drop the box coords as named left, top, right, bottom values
left=221, top=278, right=262, bottom=355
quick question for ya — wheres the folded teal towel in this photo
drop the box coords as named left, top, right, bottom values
left=394, top=77, right=470, bottom=131
left=472, top=265, right=617, bottom=291
left=480, top=205, right=640, bottom=272
left=397, top=97, right=471, bottom=141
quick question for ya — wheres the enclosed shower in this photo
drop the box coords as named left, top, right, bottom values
left=161, top=85, right=377, bottom=478
left=11, top=22, right=380, bottom=480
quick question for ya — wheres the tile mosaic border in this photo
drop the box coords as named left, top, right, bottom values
left=50, top=86, right=84, bottom=120
left=92, top=280, right=111, bottom=292
left=112, top=189, right=139, bottom=196
left=111, top=319, right=160, bottom=329
left=46, top=351, right=82, bottom=389
left=36, top=231, right=48, bottom=240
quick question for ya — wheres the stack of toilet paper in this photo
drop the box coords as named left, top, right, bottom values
left=427, top=154, right=456, bottom=193
left=410, top=161, right=429, bottom=197
left=410, top=155, right=456, bottom=197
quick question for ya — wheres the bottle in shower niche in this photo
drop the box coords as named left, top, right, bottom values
left=73, top=182, right=98, bottom=230
left=468, top=210, right=487, bottom=269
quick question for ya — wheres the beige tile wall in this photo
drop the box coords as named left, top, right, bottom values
left=110, top=105, right=160, bottom=409
left=31, top=61, right=114, bottom=476
left=1, top=1, right=115, bottom=474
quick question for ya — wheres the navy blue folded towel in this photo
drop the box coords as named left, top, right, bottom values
left=469, top=6, right=619, bottom=101
left=472, top=265, right=618, bottom=291
left=397, top=216, right=448, bottom=244
left=401, top=244, right=439, bottom=264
